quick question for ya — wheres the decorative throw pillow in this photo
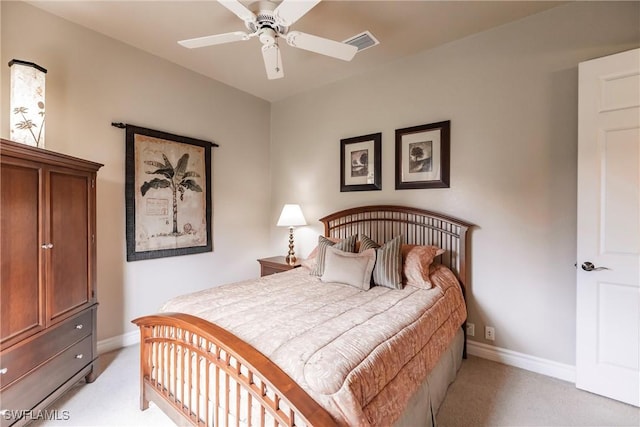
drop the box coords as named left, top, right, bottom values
left=310, top=235, right=357, bottom=276
left=402, top=245, right=445, bottom=289
left=301, top=237, right=339, bottom=270
left=367, top=235, right=403, bottom=289
left=358, top=234, right=379, bottom=252
left=321, top=247, right=376, bottom=290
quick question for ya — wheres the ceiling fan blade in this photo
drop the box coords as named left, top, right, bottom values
left=261, top=44, right=284, bottom=80
left=217, top=0, right=257, bottom=24
left=286, top=31, right=358, bottom=61
left=273, top=0, right=321, bottom=26
left=178, top=31, right=250, bottom=48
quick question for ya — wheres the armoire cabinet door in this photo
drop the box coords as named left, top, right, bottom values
left=0, top=161, right=44, bottom=348
left=47, top=169, right=94, bottom=323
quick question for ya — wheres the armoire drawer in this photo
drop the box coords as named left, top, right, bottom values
left=0, top=335, right=93, bottom=426
left=0, top=308, right=93, bottom=389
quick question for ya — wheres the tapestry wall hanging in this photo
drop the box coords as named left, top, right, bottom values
left=122, top=124, right=216, bottom=261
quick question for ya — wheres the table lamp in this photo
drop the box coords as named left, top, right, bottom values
left=277, top=204, right=306, bottom=265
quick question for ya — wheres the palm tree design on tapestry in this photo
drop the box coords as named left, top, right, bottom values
left=140, top=153, right=202, bottom=235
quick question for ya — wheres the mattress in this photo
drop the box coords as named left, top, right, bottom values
left=160, top=264, right=466, bottom=426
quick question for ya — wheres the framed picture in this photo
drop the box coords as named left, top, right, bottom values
left=395, top=120, right=450, bottom=189
left=340, top=132, right=382, bottom=192
left=125, top=125, right=215, bottom=261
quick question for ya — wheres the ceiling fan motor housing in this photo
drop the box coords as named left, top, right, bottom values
left=259, top=28, right=277, bottom=45
left=246, top=1, right=289, bottom=38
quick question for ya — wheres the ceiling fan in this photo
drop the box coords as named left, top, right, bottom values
left=178, top=0, right=358, bottom=80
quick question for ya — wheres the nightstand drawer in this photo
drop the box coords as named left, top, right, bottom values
left=258, top=256, right=301, bottom=277
left=261, top=265, right=284, bottom=276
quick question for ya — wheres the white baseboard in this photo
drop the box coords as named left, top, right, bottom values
left=467, top=340, right=576, bottom=383
left=97, top=330, right=140, bottom=355
left=97, top=332, right=576, bottom=383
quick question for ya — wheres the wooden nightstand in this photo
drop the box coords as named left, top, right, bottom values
left=258, top=256, right=302, bottom=277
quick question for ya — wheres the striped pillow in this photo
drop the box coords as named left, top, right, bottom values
left=310, top=235, right=357, bottom=276
left=358, top=234, right=379, bottom=252
left=360, top=234, right=403, bottom=289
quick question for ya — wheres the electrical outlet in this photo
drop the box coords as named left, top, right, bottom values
left=485, top=326, right=495, bottom=341
left=466, top=323, right=475, bottom=337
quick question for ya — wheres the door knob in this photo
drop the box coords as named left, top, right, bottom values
left=581, top=262, right=610, bottom=272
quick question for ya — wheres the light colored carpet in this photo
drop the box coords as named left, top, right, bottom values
left=437, top=356, right=639, bottom=427
left=30, top=346, right=174, bottom=427
left=30, top=345, right=639, bottom=427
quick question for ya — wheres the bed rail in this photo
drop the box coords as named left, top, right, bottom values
left=132, top=313, right=340, bottom=427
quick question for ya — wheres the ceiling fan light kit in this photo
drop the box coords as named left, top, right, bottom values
left=178, top=0, right=359, bottom=80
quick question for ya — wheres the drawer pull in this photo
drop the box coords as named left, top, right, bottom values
left=0, top=368, right=7, bottom=375
left=75, top=324, right=84, bottom=330
left=75, top=354, right=84, bottom=359
left=41, top=243, right=54, bottom=249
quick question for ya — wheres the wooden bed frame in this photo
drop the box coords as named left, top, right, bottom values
left=132, top=205, right=472, bottom=427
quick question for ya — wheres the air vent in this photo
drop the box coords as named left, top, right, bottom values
left=343, top=31, right=379, bottom=52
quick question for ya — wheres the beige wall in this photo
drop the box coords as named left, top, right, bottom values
left=2, top=1, right=639, bottom=368
left=270, top=1, right=640, bottom=365
left=1, top=1, right=272, bottom=342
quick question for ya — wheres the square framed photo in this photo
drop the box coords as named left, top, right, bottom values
left=125, top=125, right=214, bottom=261
left=395, top=120, right=450, bottom=189
left=340, top=132, right=382, bottom=192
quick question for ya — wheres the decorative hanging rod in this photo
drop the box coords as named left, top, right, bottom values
left=110, top=122, right=219, bottom=147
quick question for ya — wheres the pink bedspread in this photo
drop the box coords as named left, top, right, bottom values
left=160, top=264, right=466, bottom=426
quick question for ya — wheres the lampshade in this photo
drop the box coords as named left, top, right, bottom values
left=277, top=204, right=307, bottom=227
left=9, top=59, right=47, bottom=148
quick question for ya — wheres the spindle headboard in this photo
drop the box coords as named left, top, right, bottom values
left=319, top=205, right=472, bottom=291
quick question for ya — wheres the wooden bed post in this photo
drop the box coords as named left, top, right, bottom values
left=139, top=324, right=151, bottom=411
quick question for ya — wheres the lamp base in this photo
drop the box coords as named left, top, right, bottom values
left=285, top=226, right=296, bottom=265
left=285, top=254, right=297, bottom=265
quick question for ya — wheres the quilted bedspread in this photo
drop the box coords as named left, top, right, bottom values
left=160, top=264, right=466, bottom=426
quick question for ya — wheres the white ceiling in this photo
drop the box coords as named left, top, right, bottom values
left=28, top=0, right=562, bottom=102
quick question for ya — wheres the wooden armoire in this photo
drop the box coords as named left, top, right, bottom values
left=0, top=139, right=102, bottom=426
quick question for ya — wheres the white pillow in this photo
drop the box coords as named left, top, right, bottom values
left=321, top=246, right=376, bottom=290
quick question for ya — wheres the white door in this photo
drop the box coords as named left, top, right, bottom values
left=576, top=48, right=640, bottom=407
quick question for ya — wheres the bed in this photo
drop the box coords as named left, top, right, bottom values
left=132, top=205, right=472, bottom=427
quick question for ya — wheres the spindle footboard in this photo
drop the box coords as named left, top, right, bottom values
left=132, top=313, right=340, bottom=427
